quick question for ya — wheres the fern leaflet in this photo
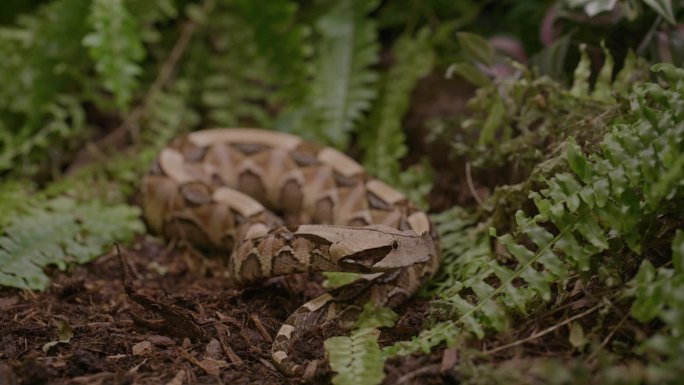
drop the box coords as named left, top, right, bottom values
left=83, top=0, right=144, bottom=111
left=282, top=0, right=380, bottom=148
left=325, top=303, right=397, bottom=385
left=0, top=197, right=143, bottom=290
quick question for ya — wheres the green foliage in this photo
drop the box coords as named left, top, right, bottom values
left=361, top=31, right=435, bottom=205
left=562, top=0, right=677, bottom=24
left=325, top=303, right=397, bottom=385
left=231, top=0, right=310, bottom=102
left=0, top=197, right=143, bottom=290
left=0, top=95, right=86, bottom=175
left=388, top=64, right=684, bottom=358
left=326, top=328, right=386, bottom=385
left=0, top=0, right=91, bottom=176
left=282, top=0, right=380, bottom=148
left=441, top=45, right=644, bottom=173
left=626, top=231, right=684, bottom=383
left=192, top=1, right=273, bottom=127
left=3, top=0, right=684, bottom=381
left=83, top=0, right=144, bottom=111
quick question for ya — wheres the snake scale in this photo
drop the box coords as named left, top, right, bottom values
left=141, top=128, right=441, bottom=377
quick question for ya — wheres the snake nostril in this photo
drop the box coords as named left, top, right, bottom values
left=392, top=240, right=399, bottom=249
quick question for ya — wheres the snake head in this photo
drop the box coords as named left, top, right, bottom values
left=296, top=224, right=436, bottom=273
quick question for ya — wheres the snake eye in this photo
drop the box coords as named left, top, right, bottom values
left=392, top=240, right=399, bottom=249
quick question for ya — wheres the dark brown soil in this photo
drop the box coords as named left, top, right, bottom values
left=0, top=236, right=457, bottom=385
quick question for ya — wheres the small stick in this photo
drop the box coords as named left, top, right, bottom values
left=213, top=324, right=243, bottom=367
left=250, top=314, right=273, bottom=343
left=483, top=304, right=600, bottom=356
left=97, top=0, right=215, bottom=148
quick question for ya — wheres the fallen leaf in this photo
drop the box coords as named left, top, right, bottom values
left=149, top=335, right=175, bottom=347
left=42, top=319, right=73, bottom=353
left=197, top=358, right=227, bottom=377
left=165, top=369, right=186, bottom=385
left=204, top=339, right=222, bottom=360
left=132, top=341, right=152, bottom=356
left=569, top=322, right=587, bottom=349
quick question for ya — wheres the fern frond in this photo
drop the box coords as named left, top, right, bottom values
left=0, top=95, right=86, bottom=176
left=283, top=0, right=380, bottom=148
left=83, top=0, right=144, bottom=111
left=0, top=197, right=143, bottom=290
left=231, top=0, right=310, bottom=102
left=326, top=329, right=386, bottom=385
left=361, top=31, right=434, bottom=198
left=325, top=303, right=397, bottom=385
left=626, top=230, right=684, bottom=382
left=388, top=63, right=684, bottom=357
left=124, top=0, right=178, bottom=44
left=192, top=2, right=272, bottom=127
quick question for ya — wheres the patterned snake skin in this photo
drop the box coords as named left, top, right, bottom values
left=141, top=128, right=440, bottom=376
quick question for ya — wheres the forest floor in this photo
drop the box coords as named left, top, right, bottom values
left=0, top=74, right=472, bottom=385
left=0, top=238, right=455, bottom=385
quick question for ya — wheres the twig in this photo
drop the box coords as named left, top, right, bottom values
left=97, top=0, right=214, bottom=148
left=213, top=324, right=244, bottom=367
left=396, top=364, right=441, bottom=385
left=483, top=304, right=600, bottom=356
left=116, top=243, right=204, bottom=341
left=179, top=349, right=224, bottom=384
left=465, top=161, right=484, bottom=207
left=250, top=314, right=273, bottom=343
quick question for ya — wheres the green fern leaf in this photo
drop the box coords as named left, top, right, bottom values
left=83, top=0, right=144, bottom=111
left=362, top=31, right=435, bottom=184
left=286, top=0, right=380, bottom=148
left=0, top=197, right=143, bottom=290
left=326, top=328, right=386, bottom=385
left=231, top=0, right=310, bottom=101
left=325, top=303, right=396, bottom=385
left=194, top=2, right=272, bottom=127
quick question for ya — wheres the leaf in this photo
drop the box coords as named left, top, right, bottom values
left=630, top=260, right=663, bottom=322
left=530, top=33, right=572, bottom=79
left=294, top=0, right=380, bottom=148
left=570, top=44, right=591, bottom=97
left=642, top=0, right=676, bottom=24
left=83, top=0, right=144, bottom=111
left=362, top=31, right=435, bottom=184
left=592, top=41, right=615, bottom=102
left=0, top=198, right=143, bottom=290
left=42, top=319, right=73, bottom=353
left=568, top=322, right=587, bottom=349
left=566, top=137, right=592, bottom=183
left=355, top=303, right=398, bottom=330
left=456, top=32, right=495, bottom=66
left=447, top=62, right=492, bottom=87
left=324, top=272, right=363, bottom=288
left=231, top=0, right=310, bottom=101
left=478, top=95, right=505, bottom=145
left=582, top=0, right=618, bottom=17
left=326, top=328, right=386, bottom=385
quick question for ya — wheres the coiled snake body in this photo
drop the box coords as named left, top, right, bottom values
left=141, top=128, right=440, bottom=377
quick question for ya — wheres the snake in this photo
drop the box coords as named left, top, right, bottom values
left=141, top=128, right=441, bottom=377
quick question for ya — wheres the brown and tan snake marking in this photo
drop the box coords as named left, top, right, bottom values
left=141, top=128, right=440, bottom=377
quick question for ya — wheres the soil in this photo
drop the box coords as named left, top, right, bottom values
left=0, top=237, right=457, bottom=385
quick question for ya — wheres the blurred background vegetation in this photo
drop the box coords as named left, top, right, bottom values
left=1, top=0, right=684, bottom=384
